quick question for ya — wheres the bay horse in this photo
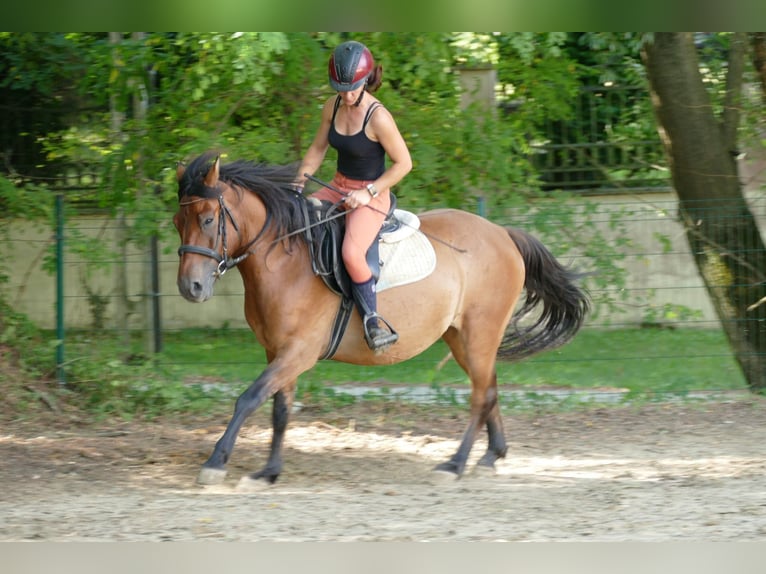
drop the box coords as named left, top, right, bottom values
left=173, top=152, right=589, bottom=487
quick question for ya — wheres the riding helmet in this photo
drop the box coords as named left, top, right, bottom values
left=328, top=41, right=374, bottom=92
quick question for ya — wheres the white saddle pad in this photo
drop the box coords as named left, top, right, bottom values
left=376, top=215, right=436, bottom=293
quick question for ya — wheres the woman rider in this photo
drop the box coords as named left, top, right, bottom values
left=297, top=41, right=413, bottom=351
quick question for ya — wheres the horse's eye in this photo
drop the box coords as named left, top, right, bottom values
left=204, top=217, right=214, bottom=226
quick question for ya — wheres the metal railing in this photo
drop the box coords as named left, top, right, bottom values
left=531, top=86, right=671, bottom=194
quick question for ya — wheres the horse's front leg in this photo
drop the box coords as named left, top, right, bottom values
left=241, top=383, right=295, bottom=485
left=197, top=366, right=280, bottom=485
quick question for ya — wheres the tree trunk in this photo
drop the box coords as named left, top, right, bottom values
left=751, top=33, right=766, bottom=104
left=642, top=33, right=766, bottom=391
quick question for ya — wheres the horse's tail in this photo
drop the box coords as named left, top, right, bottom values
left=498, top=227, right=590, bottom=362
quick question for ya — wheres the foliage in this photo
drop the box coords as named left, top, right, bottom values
left=6, top=32, right=755, bottom=415
left=500, top=196, right=636, bottom=320
left=2, top=300, right=746, bottom=421
left=5, top=32, right=749, bottom=218
left=0, top=293, right=52, bottom=378
left=0, top=176, right=56, bottom=306
left=2, top=32, right=629, bottom=260
left=50, top=326, right=747, bottom=417
left=61, top=357, right=230, bottom=421
left=0, top=33, right=666, bottom=361
left=2, top=31, right=762, bottom=419
left=5, top=33, right=610, bottom=205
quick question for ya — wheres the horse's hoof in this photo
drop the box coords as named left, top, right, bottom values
left=197, top=467, right=228, bottom=485
left=431, top=469, right=459, bottom=482
left=431, top=463, right=460, bottom=483
left=473, top=463, right=498, bottom=477
left=236, top=475, right=274, bottom=493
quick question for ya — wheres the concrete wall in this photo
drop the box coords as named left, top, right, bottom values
left=2, top=218, right=251, bottom=331
left=457, top=66, right=497, bottom=111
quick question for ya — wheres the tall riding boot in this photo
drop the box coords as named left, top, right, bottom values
left=351, top=277, right=399, bottom=351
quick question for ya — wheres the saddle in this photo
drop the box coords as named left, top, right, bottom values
left=299, top=194, right=413, bottom=359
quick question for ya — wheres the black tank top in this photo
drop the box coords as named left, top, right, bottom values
left=328, top=96, right=386, bottom=180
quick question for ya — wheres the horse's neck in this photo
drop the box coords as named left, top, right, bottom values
left=236, top=241, right=333, bottom=348
left=235, top=193, right=328, bottom=304
left=238, top=239, right=316, bottom=297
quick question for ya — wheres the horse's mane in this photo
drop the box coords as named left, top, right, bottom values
left=179, top=152, right=305, bottom=245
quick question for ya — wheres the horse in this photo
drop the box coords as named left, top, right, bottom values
left=173, top=152, right=589, bottom=487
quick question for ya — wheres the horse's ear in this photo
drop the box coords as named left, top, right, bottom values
left=176, top=162, right=186, bottom=182
left=204, top=156, right=220, bottom=188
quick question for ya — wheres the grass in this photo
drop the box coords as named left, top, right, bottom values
left=505, top=327, right=747, bottom=394
left=63, top=326, right=748, bottom=396
left=21, top=325, right=748, bottom=420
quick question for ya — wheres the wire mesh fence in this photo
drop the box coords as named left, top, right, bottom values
left=4, top=190, right=764, bottom=398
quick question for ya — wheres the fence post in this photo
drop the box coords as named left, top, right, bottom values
left=477, top=196, right=487, bottom=218
left=150, top=229, right=162, bottom=353
left=55, top=192, right=65, bottom=385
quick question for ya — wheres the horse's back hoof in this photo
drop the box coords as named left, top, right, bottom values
left=236, top=475, right=274, bottom=493
left=197, top=467, right=228, bottom=485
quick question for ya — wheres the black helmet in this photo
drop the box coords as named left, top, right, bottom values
left=328, top=41, right=374, bottom=92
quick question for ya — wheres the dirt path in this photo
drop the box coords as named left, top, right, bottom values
left=1, top=398, right=765, bottom=541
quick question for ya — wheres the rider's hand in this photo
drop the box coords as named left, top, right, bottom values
left=345, top=189, right=372, bottom=209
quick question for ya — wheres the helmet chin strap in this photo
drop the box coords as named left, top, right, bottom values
left=353, top=82, right=367, bottom=107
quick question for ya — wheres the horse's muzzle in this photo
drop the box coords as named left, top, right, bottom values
left=177, top=274, right=215, bottom=302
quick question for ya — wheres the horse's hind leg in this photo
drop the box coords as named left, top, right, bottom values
left=477, top=401, right=508, bottom=471
left=436, top=328, right=507, bottom=477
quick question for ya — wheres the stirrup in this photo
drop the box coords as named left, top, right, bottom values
left=362, top=313, right=399, bottom=351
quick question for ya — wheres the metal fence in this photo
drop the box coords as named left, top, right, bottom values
left=4, top=190, right=764, bottom=395
left=530, top=86, right=671, bottom=194
left=3, top=87, right=763, bottom=395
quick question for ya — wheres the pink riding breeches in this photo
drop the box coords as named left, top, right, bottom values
left=310, top=172, right=391, bottom=283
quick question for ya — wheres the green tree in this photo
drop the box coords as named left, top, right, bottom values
left=642, top=32, right=766, bottom=391
left=2, top=32, right=639, bottom=342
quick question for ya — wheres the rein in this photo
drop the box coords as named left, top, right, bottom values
left=304, top=174, right=467, bottom=254
left=177, top=191, right=347, bottom=278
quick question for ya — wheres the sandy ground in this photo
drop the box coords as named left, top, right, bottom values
left=1, top=396, right=765, bottom=542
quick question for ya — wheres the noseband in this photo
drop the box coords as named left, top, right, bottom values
left=177, top=193, right=270, bottom=278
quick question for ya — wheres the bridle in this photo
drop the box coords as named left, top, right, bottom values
left=177, top=192, right=272, bottom=278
